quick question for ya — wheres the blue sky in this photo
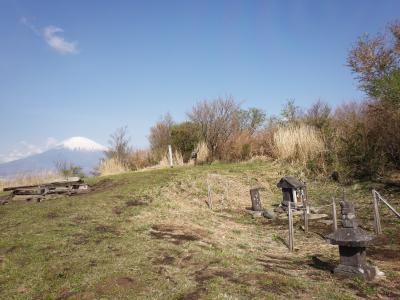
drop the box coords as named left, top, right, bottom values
left=0, top=0, right=399, bottom=162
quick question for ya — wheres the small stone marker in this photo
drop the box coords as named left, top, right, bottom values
left=250, top=188, right=263, bottom=211
left=326, top=199, right=377, bottom=280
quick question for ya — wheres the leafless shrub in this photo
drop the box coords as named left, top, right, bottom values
left=105, top=126, right=132, bottom=167
left=187, top=96, right=240, bottom=160
left=148, top=113, right=174, bottom=161
left=224, top=131, right=253, bottom=162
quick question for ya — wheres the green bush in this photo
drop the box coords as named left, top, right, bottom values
left=171, top=122, right=200, bottom=162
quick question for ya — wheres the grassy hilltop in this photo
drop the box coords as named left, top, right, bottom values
left=1, top=161, right=400, bottom=299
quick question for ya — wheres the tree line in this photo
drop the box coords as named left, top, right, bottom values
left=103, top=20, right=400, bottom=181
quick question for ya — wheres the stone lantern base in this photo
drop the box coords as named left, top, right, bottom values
left=334, top=246, right=377, bottom=280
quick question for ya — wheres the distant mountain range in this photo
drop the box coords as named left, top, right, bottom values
left=0, top=137, right=107, bottom=178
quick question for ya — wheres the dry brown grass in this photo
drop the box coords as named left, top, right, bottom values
left=0, top=171, right=61, bottom=190
left=196, top=141, right=209, bottom=164
left=98, top=158, right=129, bottom=176
left=128, top=149, right=155, bottom=170
left=157, top=150, right=185, bottom=168
left=273, top=123, right=325, bottom=165
left=224, top=132, right=253, bottom=161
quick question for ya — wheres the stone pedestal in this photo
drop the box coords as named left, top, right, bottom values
left=334, top=246, right=376, bottom=280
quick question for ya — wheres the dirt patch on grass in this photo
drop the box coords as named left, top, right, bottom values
left=56, top=289, right=79, bottom=300
left=194, top=267, right=234, bottom=284
left=369, top=234, right=400, bottom=261
left=71, top=234, right=89, bottom=245
left=178, top=287, right=207, bottom=300
left=369, top=247, right=400, bottom=261
left=72, top=214, right=90, bottom=224
left=95, top=224, right=119, bottom=235
left=90, top=178, right=124, bottom=194
left=115, top=277, right=136, bottom=287
left=4, top=245, right=20, bottom=254
left=95, top=276, right=138, bottom=294
left=112, top=207, right=123, bottom=215
left=153, top=254, right=176, bottom=265
left=46, top=211, right=59, bottom=219
left=178, top=267, right=234, bottom=300
left=150, top=224, right=206, bottom=245
left=125, top=199, right=149, bottom=207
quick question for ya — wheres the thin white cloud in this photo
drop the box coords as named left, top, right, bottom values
left=21, top=17, right=79, bottom=55
left=0, top=138, right=58, bottom=163
left=42, top=25, right=79, bottom=55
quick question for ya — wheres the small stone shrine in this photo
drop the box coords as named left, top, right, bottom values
left=326, top=199, right=377, bottom=280
left=277, top=176, right=306, bottom=208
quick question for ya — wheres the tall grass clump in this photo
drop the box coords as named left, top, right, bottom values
left=155, top=149, right=185, bottom=168
left=128, top=149, right=156, bottom=170
left=195, top=141, right=209, bottom=164
left=98, top=158, right=129, bottom=176
left=273, top=124, right=325, bottom=165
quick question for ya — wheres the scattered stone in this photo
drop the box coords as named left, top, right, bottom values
left=262, top=210, right=276, bottom=219
left=246, top=209, right=263, bottom=218
left=0, top=197, right=9, bottom=205
left=3, top=177, right=89, bottom=203
left=273, top=206, right=285, bottom=214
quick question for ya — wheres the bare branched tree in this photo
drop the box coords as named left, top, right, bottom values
left=305, top=100, right=332, bottom=130
left=187, top=96, right=240, bottom=160
left=148, top=113, right=174, bottom=160
left=105, top=126, right=132, bottom=165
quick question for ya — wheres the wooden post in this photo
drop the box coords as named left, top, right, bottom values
left=332, top=198, right=337, bottom=232
left=288, top=202, right=294, bottom=252
left=207, top=182, right=213, bottom=210
left=372, top=189, right=382, bottom=235
left=304, top=181, right=308, bottom=206
left=375, top=190, right=400, bottom=219
left=168, top=145, right=173, bottom=168
left=303, top=204, right=309, bottom=234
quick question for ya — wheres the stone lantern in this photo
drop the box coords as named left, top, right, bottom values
left=326, top=199, right=377, bottom=280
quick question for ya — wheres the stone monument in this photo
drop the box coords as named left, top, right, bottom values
left=326, top=199, right=377, bottom=280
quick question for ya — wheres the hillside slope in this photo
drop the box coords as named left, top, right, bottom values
left=1, top=161, right=399, bottom=299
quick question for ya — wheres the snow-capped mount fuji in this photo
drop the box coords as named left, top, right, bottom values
left=0, top=137, right=107, bottom=178
left=56, top=137, right=107, bottom=152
